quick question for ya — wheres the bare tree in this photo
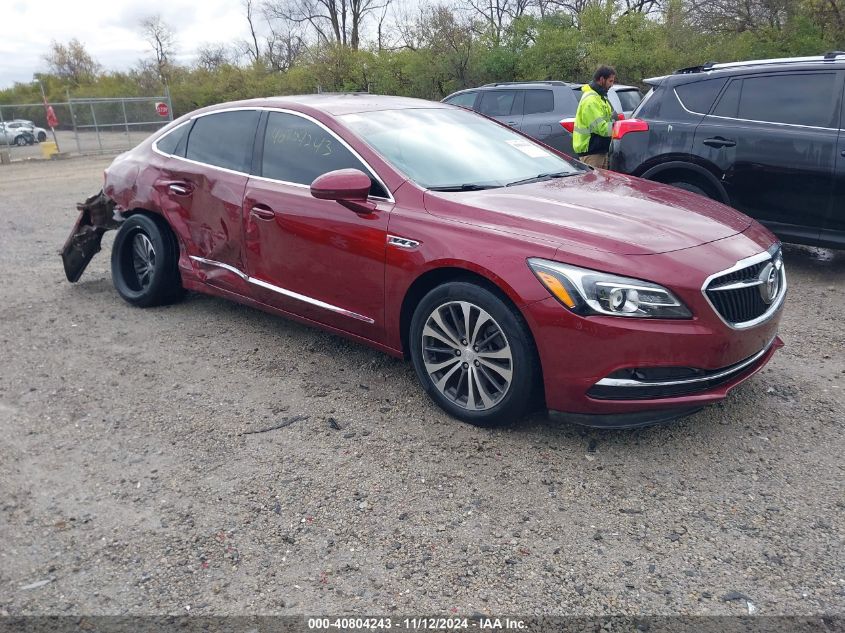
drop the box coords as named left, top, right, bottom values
left=43, top=39, right=102, bottom=84
left=243, top=0, right=263, bottom=63
left=140, top=15, right=177, bottom=83
left=263, top=0, right=390, bottom=49
left=684, top=0, right=793, bottom=32
left=464, top=0, right=532, bottom=44
left=621, top=0, right=662, bottom=13
left=266, top=25, right=307, bottom=70
left=196, top=43, right=235, bottom=71
left=401, top=4, right=476, bottom=90
left=538, top=0, right=597, bottom=19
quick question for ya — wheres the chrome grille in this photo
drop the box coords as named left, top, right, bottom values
left=703, top=246, right=786, bottom=328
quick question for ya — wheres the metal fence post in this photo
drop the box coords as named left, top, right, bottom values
left=165, top=83, right=174, bottom=122
left=90, top=102, right=103, bottom=153
left=68, top=90, right=81, bottom=154
left=0, top=106, right=12, bottom=157
left=121, top=99, right=130, bottom=144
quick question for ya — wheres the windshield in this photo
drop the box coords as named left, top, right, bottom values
left=339, top=108, right=583, bottom=190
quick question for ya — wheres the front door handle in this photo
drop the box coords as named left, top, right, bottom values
left=703, top=137, right=736, bottom=148
left=250, top=205, right=276, bottom=221
left=841, top=149, right=845, bottom=157
left=507, top=121, right=519, bottom=127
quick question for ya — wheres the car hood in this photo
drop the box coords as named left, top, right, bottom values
left=423, top=169, right=752, bottom=255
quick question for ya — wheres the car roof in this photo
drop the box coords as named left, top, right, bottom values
left=444, top=81, right=640, bottom=101
left=647, top=53, right=845, bottom=85
left=197, top=93, right=452, bottom=117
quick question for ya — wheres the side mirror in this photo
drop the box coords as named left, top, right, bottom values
left=311, top=168, right=377, bottom=214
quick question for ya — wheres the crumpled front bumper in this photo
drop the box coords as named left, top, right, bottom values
left=61, top=190, right=120, bottom=282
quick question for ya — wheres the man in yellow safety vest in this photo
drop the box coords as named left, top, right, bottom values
left=572, top=65, right=618, bottom=169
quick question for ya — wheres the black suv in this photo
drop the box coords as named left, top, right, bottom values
left=610, top=53, right=845, bottom=249
left=443, top=81, right=642, bottom=157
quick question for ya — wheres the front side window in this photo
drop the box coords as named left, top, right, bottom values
left=445, top=92, right=477, bottom=108
left=737, top=73, right=838, bottom=127
left=341, top=108, right=583, bottom=190
left=185, top=110, right=260, bottom=172
left=261, top=112, right=387, bottom=197
left=478, top=91, right=516, bottom=117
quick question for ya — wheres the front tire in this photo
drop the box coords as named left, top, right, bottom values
left=37, top=132, right=47, bottom=142
left=668, top=180, right=710, bottom=198
left=111, top=214, right=184, bottom=307
left=409, top=282, right=539, bottom=426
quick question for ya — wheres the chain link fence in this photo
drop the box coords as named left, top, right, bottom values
left=0, top=95, right=173, bottom=162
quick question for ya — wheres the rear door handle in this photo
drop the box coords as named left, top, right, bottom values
left=168, top=183, right=192, bottom=196
left=507, top=121, right=519, bottom=127
left=250, top=205, right=276, bottom=221
left=703, top=137, right=736, bottom=148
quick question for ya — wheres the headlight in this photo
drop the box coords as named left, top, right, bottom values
left=528, top=258, right=692, bottom=319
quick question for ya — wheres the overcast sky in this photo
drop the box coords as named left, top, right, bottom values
left=0, top=0, right=254, bottom=89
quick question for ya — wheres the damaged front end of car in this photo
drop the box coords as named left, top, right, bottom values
left=61, top=190, right=122, bottom=282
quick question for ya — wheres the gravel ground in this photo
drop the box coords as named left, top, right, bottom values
left=0, top=156, right=843, bottom=617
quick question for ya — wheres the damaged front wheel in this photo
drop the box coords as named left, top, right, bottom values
left=111, top=214, right=184, bottom=307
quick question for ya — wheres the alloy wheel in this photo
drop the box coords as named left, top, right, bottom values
left=131, top=233, right=156, bottom=290
left=421, top=300, right=513, bottom=411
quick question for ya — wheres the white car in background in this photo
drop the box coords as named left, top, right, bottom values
left=0, top=122, right=36, bottom=146
left=5, top=119, right=48, bottom=142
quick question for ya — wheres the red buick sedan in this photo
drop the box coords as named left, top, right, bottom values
left=62, top=94, right=785, bottom=427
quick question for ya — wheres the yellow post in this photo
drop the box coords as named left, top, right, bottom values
left=40, top=141, right=58, bottom=159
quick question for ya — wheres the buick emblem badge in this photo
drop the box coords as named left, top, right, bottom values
left=758, top=262, right=780, bottom=304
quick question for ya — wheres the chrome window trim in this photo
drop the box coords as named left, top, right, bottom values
left=700, top=247, right=787, bottom=330
left=189, top=256, right=375, bottom=324
left=152, top=106, right=394, bottom=203
left=673, top=87, right=708, bottom=116
left=594, top=337, right=776, bottom=388
left=702, top=112, right=839, bottom=132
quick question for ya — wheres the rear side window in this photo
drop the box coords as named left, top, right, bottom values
left=155, top=122, right=189, bottom=156
left=478, top=91, right=516, bottom=116
left=261, top=112, right=387, bottom=197
left=186, top=110, right=260, bottom=172
left=445, top=92, right=477, bottom=108
left=738, top=73, right=838, bottom=127
left=676, top=79, right=727, bottom=114
left=524, top=90, right=555, bottom=115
